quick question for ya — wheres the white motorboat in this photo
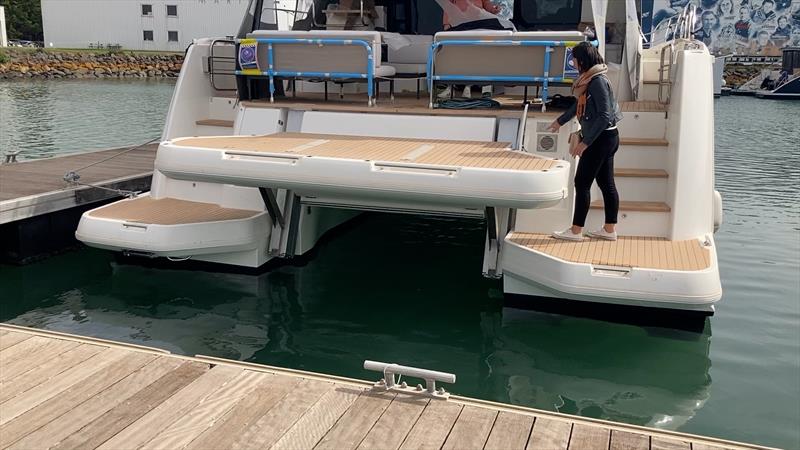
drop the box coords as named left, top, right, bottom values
left=76, top=1, right=724, bottom=321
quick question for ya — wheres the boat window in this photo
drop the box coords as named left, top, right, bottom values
left=514, top=0, right=583, bottom=30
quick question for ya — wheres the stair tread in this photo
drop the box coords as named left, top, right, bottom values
left=591, top=200, right=671, bottom=212
left=620, top=137, right=669, bottom=146
left=619, top=100, right=667, bottom=112
left=196, top=119, right=234, bottom=127
left=615, top=168, right=668, bottom=178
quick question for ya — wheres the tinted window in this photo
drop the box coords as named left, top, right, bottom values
left=168, top=31, right=179, bottom=42
left=167, top=5, right=177, bottom=16
left=515, top=0, right=582, bottom=29
left=142, top=4, right=152, bottom=15
left=143, top=30, right=154, bottom=41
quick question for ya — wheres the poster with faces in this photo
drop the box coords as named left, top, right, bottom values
left=645, top=0, right=800, bottom=55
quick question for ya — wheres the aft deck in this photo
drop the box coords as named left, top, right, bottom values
left=508, top=232, right=711, bottom=271
left=175, top=132, right=559, bottom=171
left=0, top=325, right=766, bottom=450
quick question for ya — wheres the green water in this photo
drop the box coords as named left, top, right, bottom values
left=0, top=84, right=798, bottom=448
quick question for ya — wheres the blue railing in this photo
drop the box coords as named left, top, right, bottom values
left=427, top=39, right=590, bottom=111
left=235, top=37, right=375, bottom=105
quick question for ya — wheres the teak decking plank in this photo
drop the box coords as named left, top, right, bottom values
left=357, top=395, right=430, bottom=450
left=96, top=365, right=243, bottom=450
left=314, top=390, right=396, bottom=450
left=484, top=411, right=535, bottom=450
left=0, top=347, right=127, bottom=426
left=0, top=332, right=33, bottom=351
left=55, top=361, right=208, bottom=450
left=270, top=385, right=364, bottom=450
left=609, top=430, right=650, bottom=450
left=141, top=369, right=269, bottom=450
left=185, top=374, right=301, bottom=450
left=527, top=417, right=572, bottom=450
left=0, top=339, right=79, bottom=383
left=651, top=436, right=692, bottom=450
left=231, top=379, right=334, bottom=449
left=441, top=405, right=498, bottom=450
left=568, top=423, right=611, bottom=450
left=6, top=352, right=159, bottom=450
left=400, top=400, right=463, bottom=450
left=0, top=344, right=104, bottom=404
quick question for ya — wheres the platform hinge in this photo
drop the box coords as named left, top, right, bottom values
left=260, top=188, right=301, bottom=258
left=482, top=206, right=515, bottom=279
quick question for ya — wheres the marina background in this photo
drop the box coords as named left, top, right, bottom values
left=0, top=78, right=798, bottom=448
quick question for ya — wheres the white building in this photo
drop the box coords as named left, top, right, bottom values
left=1, top=6, right=8, bottom=47
left=41, top=0, right=251, bottom=51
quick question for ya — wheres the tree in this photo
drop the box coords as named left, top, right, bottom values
left=1, top=0, right=43, bottom=41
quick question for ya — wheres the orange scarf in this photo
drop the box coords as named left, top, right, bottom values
left=572, top=64, right=608, bottom=118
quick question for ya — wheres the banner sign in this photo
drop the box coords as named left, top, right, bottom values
left=564, top=47, right=580, bottom=78
left=238, top=39, right=259, bottom=72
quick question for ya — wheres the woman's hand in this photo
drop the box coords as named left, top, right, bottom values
left=547, top=120, right=561, bottom=133
left=570, top=142, right=588, bottom=158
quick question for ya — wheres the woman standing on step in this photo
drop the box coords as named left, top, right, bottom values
left=548, top=41, right=623, bottom=242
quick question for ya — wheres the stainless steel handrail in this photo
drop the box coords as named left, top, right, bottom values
left=209, top=38, right=237, bottom=91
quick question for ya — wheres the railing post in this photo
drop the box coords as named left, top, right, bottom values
left=542, top=45, right=552, bottom=112
left=268, top=42, right=275, bottom=103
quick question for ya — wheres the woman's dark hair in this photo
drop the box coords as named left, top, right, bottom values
left=571, top=42, right=604, bottom=73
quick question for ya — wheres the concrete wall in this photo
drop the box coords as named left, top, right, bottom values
left=41, top=0, right=250, bottom=51
left=1, top=6, right=8, bottom=47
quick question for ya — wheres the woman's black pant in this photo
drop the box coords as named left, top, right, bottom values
left=572, top=129, right=620, bottom=227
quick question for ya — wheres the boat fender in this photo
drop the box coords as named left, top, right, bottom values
left=713, top=190, right=723, bottom=233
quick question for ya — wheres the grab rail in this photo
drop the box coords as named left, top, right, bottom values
left=426, top=39, right=593, bottom=112
left=235, top=37, right=375, bottom=105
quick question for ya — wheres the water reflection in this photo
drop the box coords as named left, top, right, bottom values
left=4, top=242, right=712, bottom=431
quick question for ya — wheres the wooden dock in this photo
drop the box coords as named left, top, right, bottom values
left=0, top=145, right=157, bottom=263
left=0, top=144, right=158, bottom=225
left=0, top=325, right=770, bottom=450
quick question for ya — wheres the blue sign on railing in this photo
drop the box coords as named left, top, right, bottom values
left=564, top=47, right=579, bottom=78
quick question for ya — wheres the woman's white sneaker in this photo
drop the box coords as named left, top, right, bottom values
left=588, top=228, right=618, bottom=241
left=552, top=228, right=585, bottom=241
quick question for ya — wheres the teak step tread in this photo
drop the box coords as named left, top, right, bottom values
left=87, top=196, right=261, bottom=225
left=591, top=201, right=671, bottom=212
left=196, top=119, right=234, bottom=128
left=509, top=232, right=711, bottom=271
left=615, top=168, right=668, bottom=178
left=619, top=101, right=668, bottom=112
left=620, top=138, right=669, bottom=146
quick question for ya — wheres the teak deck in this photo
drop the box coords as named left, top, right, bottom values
left=176, top=132, right=560, bottom=171
left=88, top=197, right=262, bottom=225
left=509, top=232, right=711, bottom=271
left=0, top=325, right=766, bottom=450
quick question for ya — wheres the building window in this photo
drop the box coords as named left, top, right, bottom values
left=143, top=30, right=154, bottom=41
left=141, top=4, right=152, bottom=16
left=166, top=5, right=177, bottom=16
left=168, top=31, right=179, bottom=42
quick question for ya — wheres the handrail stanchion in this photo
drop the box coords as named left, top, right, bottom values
left=268, top=43, right=275, bottom=103
left=542, top=45, right=552, bottom=112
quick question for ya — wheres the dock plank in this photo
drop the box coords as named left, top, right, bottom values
left=527, top=417, right=573, bottom=450
left=185, top=374, right=300, bottom=450
left=569, top=423, right=611, bottom=450
left=400, top=399, right=463, bottom=450
left=0, top=332, right=33, bottom=351
left=231, top=378, right=334, bottom=449
left=271, top=385, right=364, bottom=450
left=141, top=369, right=268, bottom=450
left=315, top=390, right=396, bottom=450
left=0, top=339, right=79, bottom=383
left=610, top=430, right=650, bottom=450
left=5, top=352, right=157, bottom=449
left=651, top=437, right=692, bottom=450
left=0, top=347, right=127, bottom=426
left=357, top=394, right=430, bottom=450
left=485, top=411, right=535, bottom=450
left=52, top=360, right=208, bottom=450
left=96, top=365, right=242, bottom=450
left=441, top=405, right=498, bottom=450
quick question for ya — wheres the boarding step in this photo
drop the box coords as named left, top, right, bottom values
left=75, top=195, right=269, bottom=260
left=602, top=169, right=668, bottom=202
left=586, top=201, right=671, bottom=237
left=196, top=119, right=234, bottom=128
left=507, top=232, right=710, bottom=271
left=617, top=105, right=667, bottom=140
left=616, top=138, right=669, bottom=170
